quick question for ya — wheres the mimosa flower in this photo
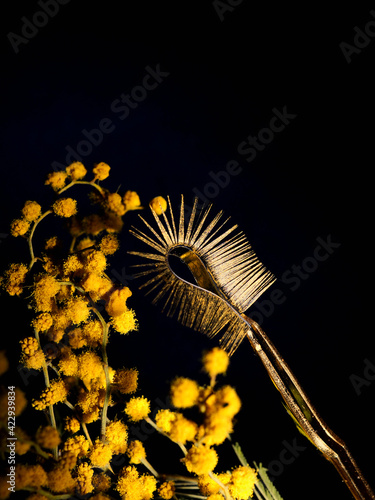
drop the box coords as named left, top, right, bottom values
left=21, top=200, right=42, bottom=222
left=93, top=162, right=111, bottom=181
left=10, top=218, right=30, bottom=237
left=183, top=445, right=218, bottom=475
left=127, top=440, right=146, bottom=464
left=66, top=161, right=87, bottom=180
left=123, top=190, right=141, bottom=211
left=170, top=377, right=199, bottom=408
left=45, top=171, right=68, bottom=191
left=149, top=196, right=167, bottom=215
left=52, top=198, right=77, bottom=218
left=124, top=396, right=150, bottom=422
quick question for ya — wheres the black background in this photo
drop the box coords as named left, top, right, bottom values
left=0, top=2, right=374, bottom=499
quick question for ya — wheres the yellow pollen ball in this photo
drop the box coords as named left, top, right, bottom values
left=10, top=218, right=30, bottom=237
left=149, top=196, right=167, bottom=215
left=84, top=250, right=107, bottom=273
left=76, top=462, right=94, bottom=496
left=124, top=396, right=150, bottom=422
left=65, top=297, right=90, bottom=325
left=45, top=171, right=68, bottom=191
left=170, top=377, right=199, bottom=408
left=155, top=409, right=176, bottom=434
left=2, top=262, right=28, bottom=296
left=100, top=233, right=119, bottom=255
left=89, top=439, right=113, bottom=468
left=158, top=481, right=176, bottom=499
left=52, top=198, right=77, bottom=218
left=21, top=200, right=42, bottom=222
left=32, top=312, right=53, bottom=332
left=93, top=162, right=110, bottom=180
left=114, top=367, right=139, bottom=394
left=110, top=309, right=138, bottom=334
left=105, top=287, right=132, bottom=317
left=106, top=192, right=126, bottom=216
left=123, top=190, right=142, bottom=211
left=127, top=440, right=146, bottom=464
left=105, top=419, right=128, bottom=455
left=65, top=416, right=81, bottom=434
left=183, top=445, right=218, bottom=475
left=202, top=347, right=229, bottom=378
left=228, top=466, right=258, bottom=500
left=66, top=161, right=87, bottom=180
left=169, top=413, right=198, bottom=445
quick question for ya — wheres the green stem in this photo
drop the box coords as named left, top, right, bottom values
left=28, top=210, right=53, bottom=269
left=58, top=180, right=105, bottom=196
left=92, top=307, right=111, bottom=441
left=81, top=422, right=93, bottom=447
left=34, top=328, right=58, bottom=460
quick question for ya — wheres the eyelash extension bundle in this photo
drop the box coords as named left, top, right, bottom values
left=129, top=196, right=374, bottom=500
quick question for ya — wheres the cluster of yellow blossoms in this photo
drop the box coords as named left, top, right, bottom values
left=0, top=163, right=262, bottom=500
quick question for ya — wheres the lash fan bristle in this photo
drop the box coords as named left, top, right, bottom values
left=129, top=195, right=374, bottom=500
left=129, top=195, right=275, bottom=354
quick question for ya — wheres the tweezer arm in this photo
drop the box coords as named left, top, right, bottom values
left=243, top=314, right=374, bottom=500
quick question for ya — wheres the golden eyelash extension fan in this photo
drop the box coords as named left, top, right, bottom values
left=129, top=196, right=374, bottom=500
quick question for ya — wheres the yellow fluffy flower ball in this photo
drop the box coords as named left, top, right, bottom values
left=168, top=413, right=198, bottom=445
left=155, top=409, right=176, bottom=434
left=149, top=196, right=167, bottom=215
left=89, top=439, right=113, bottom=468
left=228, top=466, right=258, bottom=500
left=32, top=379, right=68, bottom=411
left=170, top=377, right=199, bottom=408
left=123, top=190, right=142, bottom=211
left=124, top=396, right=150, bottom=422
left=93, top=162, right=110, bottom=180
left=116, top=466, right=156, bottom=500
left=33, top=274, right=61, bottom=312
left=66, top=161, right=87, bottom=180
left=65, top=296, right=90, bottom=325
left=76, top=462, right=94, bottom=496
left=63, top=434, right=90, bottom=459
left=183, top=445, right=218, bottom=475
left=65, top=416, right=81, bottom=434
left=202, top=347, right=229, bottom=379
left=211, top=386, right=241, bottom=419
left=32, top=312, right=53, bottom=332
left=110, top=309, right=138, bottom=334
left=21, top=200, right=42, bottom=222
left=127, top=440, right=146, bottom=464
left=10, top=218, right=30, bottom=237
left=100, top=233, right=119, bottom=255
left=84, top=249, right=107, bottom=273
left=52, top=198, right=77, bottom=218
left=106, top=192, right=126, bottom=216
left=105, top=287, right=132, bottom=317
left=114, top=367, right=139, bottom=394
left=1, top=262, right=28, bottom=296
left=105, top=419, right=128, bottom=455
left=45, top=171, right=68, bottom=191
left=158, top=481, right=176, bottom=499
